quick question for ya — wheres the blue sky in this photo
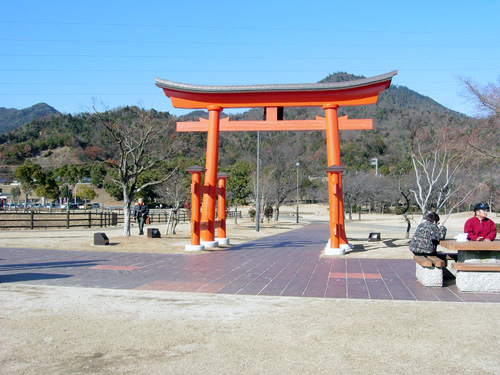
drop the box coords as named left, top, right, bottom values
left=1, top=0, right=499, bottom=117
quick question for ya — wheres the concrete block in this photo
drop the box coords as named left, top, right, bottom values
left=94, top=232, right=109, bottom=246
left=416, top=263, right=443, bottom=287
left=456, top=271, right=500, bottom=293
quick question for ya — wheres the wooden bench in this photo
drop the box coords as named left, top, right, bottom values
left=452, top=263, right=500, bottom=272
left=413, top=255, right=446, bottom=287
left=414, top=255, right=445, bottom=268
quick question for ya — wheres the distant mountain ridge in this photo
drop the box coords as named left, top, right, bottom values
left=0, top=72, right=471, bottom=179
left=0, top=103, right=59, bottom=134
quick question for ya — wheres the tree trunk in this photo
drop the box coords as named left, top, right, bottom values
left=122, top=193, right=132, bottom=236
left=165, top=208, right=172, bottom=235
left=171, top=205, right=180, bottom=234
left=234, top=203, right=238, bottom=224
left=404, top=213, right=411, bottom=239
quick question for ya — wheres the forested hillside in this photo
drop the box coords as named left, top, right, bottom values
left=0, top=73, right=470, bottom=181
left=0, top=72, right=481, bottom=213
left=0, top=103, right=59, bottom=134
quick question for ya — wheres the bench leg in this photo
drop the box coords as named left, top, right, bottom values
left=456, top=271, right=500, bottom=293
left=416, top=263, right=443, bottom=287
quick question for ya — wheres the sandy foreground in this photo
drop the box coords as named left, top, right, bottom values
left=1, top=205, right=500, bottom=374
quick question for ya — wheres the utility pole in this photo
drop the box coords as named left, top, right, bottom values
left=296, top=162, right=300, bottom=223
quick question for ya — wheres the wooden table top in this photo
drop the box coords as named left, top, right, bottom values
left=439, top=240, right=500, bottom=251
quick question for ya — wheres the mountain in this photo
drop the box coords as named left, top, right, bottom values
left=0, top=103, right=60, bottom=134
left=0, top=73, right=472, bottom=180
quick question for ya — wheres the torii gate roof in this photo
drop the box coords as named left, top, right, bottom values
left=155, top=70, right=397, bottom=109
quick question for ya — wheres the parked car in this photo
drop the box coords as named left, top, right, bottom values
left=90, top=203, right=101, bottom=209
left=62, top=203, right=79, bottom=210
left=78, top=203, right=93, bottom=210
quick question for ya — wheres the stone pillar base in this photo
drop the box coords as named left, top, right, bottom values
left=324, top=239, right=346, bottom=255
left=185, top=244, right=205, bottom=252
left=216, top=237, right=230, bottom=246
left=201, top=240, right=219, bottom=248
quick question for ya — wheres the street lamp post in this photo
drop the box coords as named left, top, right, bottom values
left=296, top=162, right=300, bottom=224
left=256, top=131, right=261, bottom=232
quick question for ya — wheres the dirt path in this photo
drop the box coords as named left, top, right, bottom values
left=1, top=284, right=499, bottom=375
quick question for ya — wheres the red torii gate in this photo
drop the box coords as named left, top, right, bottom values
left=156, top=71, right=397, bottom=254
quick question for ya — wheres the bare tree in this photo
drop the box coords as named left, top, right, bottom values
left=342, top=172, right=365, bottom=220
left=398, top=175, right=414, bottom=239
left=461, top=76, right=500, bottom=159
left=251, top=164, right=274, bottom=222
left=155, top=172, right=190, bottom=235
left=94, top=106, right=179, bottom=236
left=260, top=133, right=298, bottom=221
left=462, top=76, right=500, bottom=117
left=409, top=134, right=478, bottom=222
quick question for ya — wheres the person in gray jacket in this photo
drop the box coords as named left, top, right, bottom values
left=409, top=212, right=447, bottom=255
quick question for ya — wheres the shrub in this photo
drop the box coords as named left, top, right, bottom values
left=248, top=208, right=256, bottom=221
left=264, top=205, right=273, bottom=222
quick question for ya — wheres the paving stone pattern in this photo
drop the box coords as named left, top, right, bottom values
left=1, top=224, right=500, bottom=303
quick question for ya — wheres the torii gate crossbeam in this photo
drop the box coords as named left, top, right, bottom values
left=156, top=70, right=397, bottom=254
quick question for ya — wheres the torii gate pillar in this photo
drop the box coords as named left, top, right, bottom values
left=200, top=106, right=222, bottom=247
left=324, top=104, right=348, bottom=255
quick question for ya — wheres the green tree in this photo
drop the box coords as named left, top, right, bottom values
left=76, top=185, right=97, bottom=207
left=11, top=186, right=21, bottom=204
left=14, top=160, right=42, bottom=209
left=227, top=161, right=252, bottom=223
left=35, top=170, right=59, bottom=201
left=90, top=163, right=106, bottom=188
left=54, top=164, right=85, bottom=203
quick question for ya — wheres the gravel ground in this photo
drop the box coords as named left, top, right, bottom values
left=1, top=284, right=500, bottom=374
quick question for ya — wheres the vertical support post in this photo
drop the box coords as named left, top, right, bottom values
left=323, top=104, right=348, bottom=255
left=201, top=105, right=222, bottom=247
left=217, top=172, right=230, bottom=245
left=296, top=162, right=300, bottom=224
left=255, top=130, right=261, bottom=232
left=186, top=166, right=206, bottom=251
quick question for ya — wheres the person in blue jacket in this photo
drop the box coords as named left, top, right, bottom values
left=133, top=198, right=149, bottom=235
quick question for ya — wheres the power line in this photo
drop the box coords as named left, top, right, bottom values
left=1, top=68, right=498, bottom=73
left=2, top=53, right=499, bottom=61
left=1, top=38, right=498, bottom=49
left=3, top=20, right=500, bottom=36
